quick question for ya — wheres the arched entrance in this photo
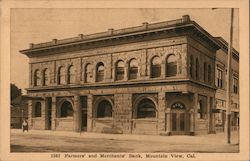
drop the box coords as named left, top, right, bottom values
left=171, top=102, right=190, bottom=135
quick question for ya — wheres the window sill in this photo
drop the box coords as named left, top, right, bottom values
left=95, top=118, right=113, bottom=121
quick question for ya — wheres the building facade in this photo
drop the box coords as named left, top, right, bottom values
left=20, top=15, right=239, bottom=135
left=214, top=37, right=239, bottom=132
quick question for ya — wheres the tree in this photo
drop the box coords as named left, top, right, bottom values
left=11, top=83, right=22, bottom=101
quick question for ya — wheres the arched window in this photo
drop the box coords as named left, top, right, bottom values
left=68, top=65, right=75, bottom=84
left=204, top=62, right=207, bottom=82
left=96, top=100, right=112, bottom=118
left=34, top=69, right=41, bottom=86
left=151, top=56, right=161, bottom=78
left=96, top=62, right=104, bottom=82
left=190, top=55, right=193, bottom=78
left=208, top=64, right=211, bottom=83
left=137, top=98, right=156, bottom=118
left=115, top=60, right=125, bottom=80
left=85, top=63, right=93, bottom=83
left=34, top=102, right=42, bottom=117
left=195, top=58, right=199, bottom=80
left=43, top=69, right=49, bottom=86
left=58, top=66, right=66, bottom=85
left=129, top=59, right=138, bottom=80
left=166, top=54, right=177, bottom=77
left=60, top=101, right=73, bottom=117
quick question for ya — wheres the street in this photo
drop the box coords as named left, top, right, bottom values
left=10, top=129, right=239, bottom=153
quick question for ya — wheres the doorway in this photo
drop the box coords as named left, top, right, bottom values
left=170, top=102, right=189, bottom=135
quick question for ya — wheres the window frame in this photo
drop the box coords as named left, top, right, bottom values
left=128, top=59, right=138, bottom=80
left=96, top=62, right=105, bottom=82
left=150, top=56, right=161, bottom=78
left=166, top=54, right=177, bottom=77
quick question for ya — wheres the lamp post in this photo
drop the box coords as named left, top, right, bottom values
left=225, top=8, right=234, bottom=144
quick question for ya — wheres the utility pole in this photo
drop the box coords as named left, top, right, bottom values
left=225, top=8, right=234, bottom=144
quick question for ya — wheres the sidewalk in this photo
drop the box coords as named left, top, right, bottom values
left=11, top=129, right=239, bottom=146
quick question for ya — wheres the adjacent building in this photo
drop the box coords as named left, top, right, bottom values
left=20, top=15, right=239, bottom=135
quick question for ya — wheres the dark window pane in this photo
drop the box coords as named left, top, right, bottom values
left=180, top=113, right=185, bottom=131
left=97, top=100, right=112, bottom=118
left=172, top=113, right=177, bottom=131
left=60, top=101, right=73, bottom=117
left=137, top=99, right=156, bottom=118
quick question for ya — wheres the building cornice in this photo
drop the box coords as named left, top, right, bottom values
left=20, top=15, right=220, bottom=57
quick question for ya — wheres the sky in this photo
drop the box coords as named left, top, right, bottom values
left=10, top=8, right=239, bottom=93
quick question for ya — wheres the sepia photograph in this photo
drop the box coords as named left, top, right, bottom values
left=0, top=0, right=249, bottom=161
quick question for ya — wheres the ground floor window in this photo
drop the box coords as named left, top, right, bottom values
left=60, top=101, right=73, bottom=117
left=96, top=100, right=112, bottom=118
left=137, top=98, right=156, bottom=118
left=34, top=102, right=42, bottom=117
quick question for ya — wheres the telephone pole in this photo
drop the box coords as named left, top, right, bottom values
left=225, top=8, right=234, bottom=144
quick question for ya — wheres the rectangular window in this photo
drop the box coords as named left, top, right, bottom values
left=233, top=77, right=238, bottom=94
left=217, top=69, right=223, bottom=88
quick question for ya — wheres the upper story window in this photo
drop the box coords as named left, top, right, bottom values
left=129, top=59, right=138, bottom=80
left=217, top=68, right=223, bottom=88
left=233, top=77, right=238, bottom=94
left=204, top=62, right=207, bottom=82
left=85, top=63, right=93, bottom=83
left=34, top=69, right=41, bottom=86
left=115, top=60, right=125, bottom=81
left=43, top=68, right=49, bottom=86
left=34, top=102, right=42, bottom=117
left=151, top=56, right=161, bottom=78
left=166, top=54, right=177, bottom=77
left=190, top=55, right=193, bottom=78
left=195, top=58, right=199, bottom=80
left=67, top=65, right=75, bottom=84
left=58, top=66, right=66, bottom=85
left=96, top=62, right=105, bottom=82
left=208, top=64, right=211, bottom=83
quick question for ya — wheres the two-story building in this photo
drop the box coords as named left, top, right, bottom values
left=214, top=37, right=239, bottom=132
left=20, top=15, right=238, bottom=135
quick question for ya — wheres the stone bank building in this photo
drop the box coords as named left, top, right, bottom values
left=20, top=15, right=239, bottom=135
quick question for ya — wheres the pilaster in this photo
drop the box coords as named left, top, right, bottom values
left=27, top=100, right=33, bottom=129
left=73, top=95, right=81, bottom=132
left=87, top=94, right=93, bottom=132
left=51, top=97, right=57, bottom=130
left=158, top=92, right=166, bottom=134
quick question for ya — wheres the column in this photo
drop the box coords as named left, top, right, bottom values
left=124, top=63, right=129, bottom=81
left=165, top=108, right=171, bottom=135
left=189, top=109, right=195, bottom=135
left=87, top=94, right=93, bottom=132
left=43, top=97, right=49, bottom=130
left=209, top=97, right=216, bottom=133
left=161, top=60, right=166, bottom=78
left=158, top=92, right=166, bottom=134
left=207, top=96, right=210, bottom=132
left=51, top=97, right=57, bottom=130
left=192, top=93, right=198, bottom=134
left=73, top=95, right=81, bottom=132
left=27, top=100, right=33, bottom=129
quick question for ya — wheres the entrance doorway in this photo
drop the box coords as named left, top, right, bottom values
left=170, top=102, right=189, bottom=135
